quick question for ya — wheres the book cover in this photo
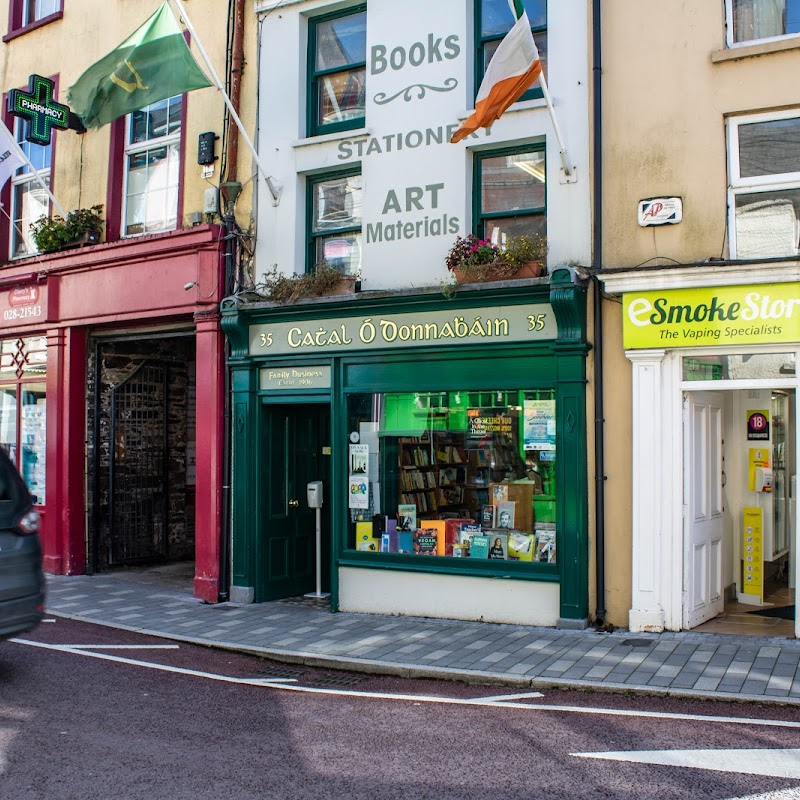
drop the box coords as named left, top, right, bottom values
left=413, top=528, right=439, bottom=556
left=419, top=519, right=446, bottom=555
left=381, top=530, right=399, bottom=553
left=444, top=518, right=473, bottom=557
left=492, top=484, right=509, bottom=504
left=397, top=531, right=413, bottom=553
left=469, top=533, right=490, bottom=560
left=451, top=543, right=468, bottom=557
left=508, top=531, right=536, bottom=561
left=487, top=532, right=508, bottom=560
left=536, top=530, right=556, bottom=563
left=356, top=538, right=379, bottom=551
left=495, top=500, right=516, bottom=530
left=386, top=518, right=398, bottom=534
left=397, top=504, right=417, bottom=532
left=481, top=504, right=495, bottom=527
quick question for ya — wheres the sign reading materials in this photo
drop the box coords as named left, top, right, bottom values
left=622, top=283, right=800, bottom=349
left=250, top=304, right=554, bottom=356
left=260, top=365, right=331, bottom=391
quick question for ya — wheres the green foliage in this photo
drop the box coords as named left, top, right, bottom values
left=260, top=264, right=355, bottom=303
left=30, top=204, right=104, bottom=253
left=444, top=232, right=547, bottom=282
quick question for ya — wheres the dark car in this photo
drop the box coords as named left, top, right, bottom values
left=0, top=448, right=44, bottom=640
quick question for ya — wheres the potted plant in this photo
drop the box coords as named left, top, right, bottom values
left=260, top=263, right=359, bottom=303
left=30, top=204, right=104, bottom=254
left=445, top=232, right=546, bottom=284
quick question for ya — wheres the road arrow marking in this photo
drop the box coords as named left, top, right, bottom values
left=572, top=748, right=800, bottom=779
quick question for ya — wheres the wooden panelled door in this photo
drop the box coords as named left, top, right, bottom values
left=683, top=391, right=725, bottom=629
left=259, top=404, right=330, bottom=602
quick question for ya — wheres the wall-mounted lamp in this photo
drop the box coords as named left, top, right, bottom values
left=266, top=176, right=282, bottom=207
left=183, top=281, right=198, bottom=291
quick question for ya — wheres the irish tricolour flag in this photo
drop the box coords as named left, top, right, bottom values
left=450, top=3, right=542, bottom=143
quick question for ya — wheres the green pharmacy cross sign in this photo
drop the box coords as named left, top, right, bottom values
left=8, top=75, right=72, bottom=146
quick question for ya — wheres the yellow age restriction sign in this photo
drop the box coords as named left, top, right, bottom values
left=742, top=507, right=764, bottom=602
left=622, top=283, right=800, bottom=349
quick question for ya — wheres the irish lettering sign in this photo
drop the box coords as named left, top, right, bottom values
left=623, top=283, right=800, bottom=349
left=8, top=75, right=70, bottom=146
left=249, top=303, right=555, bottom=356
left=260, top=365, right=332, bottom=391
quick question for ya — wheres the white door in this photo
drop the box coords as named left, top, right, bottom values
left=683, top=391, right=725, bottom=629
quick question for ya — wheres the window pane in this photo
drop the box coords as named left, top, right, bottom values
left=481, top=0, right=546, bottom=36
left=20, top=383, right=46, bottom=504
left=346, top=389, right=556, bottom=563
left=481, top=150, right=546, bottom=214
left=167, top=96, right=183, bottom=136
left=315, top=11, right=366, bottom=70
left=125, top=144, right=179, bottom=236
left=129, top=97, right=181, bottom=145
left=734, top=189, right=800, bottom=257
left=738, top=117, right=800, bottom=178
left=14, top=120, right=51, bottom=174
left=315, top=232, right=361, bottom=275
left=683, top=353, right=795, bottom=381
left=318, top=67, right=366, bottom=126
left=313, top=174, right=363, bottom=232
left=25, top=0, right=59, bottom=24
left=12, top=179, right=49, bottom=257
left=0, top=388, right=17, bottom=462
left=484, top=30, right=548, bottom=82
left=733, top=0, right=800, bottom=42
left=483, top=213, right=546, bottom=246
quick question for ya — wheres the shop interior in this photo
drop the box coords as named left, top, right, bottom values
left=692, top=383, right=796, bottom=638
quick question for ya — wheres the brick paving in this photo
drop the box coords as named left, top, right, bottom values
left=44, top=572, right=800, bottom=704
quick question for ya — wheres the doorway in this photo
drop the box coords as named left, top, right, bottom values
left=684, top=387, right=796, bottom=636
left=258, top=403, right=331, bottom=602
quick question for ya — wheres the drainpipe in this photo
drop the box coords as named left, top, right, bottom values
left=592, top=0, right=607, bottom=626
left=216, top=0, right=246, bottom=601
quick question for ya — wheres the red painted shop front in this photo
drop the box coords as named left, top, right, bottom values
left=0, top=225, right=226, bottom=602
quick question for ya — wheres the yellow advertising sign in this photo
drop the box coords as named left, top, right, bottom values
left=742, top=507, right=763, bottom=602
left=622, top=283, right=800, bottom=349
left=748, top=447, right=770, bottom=492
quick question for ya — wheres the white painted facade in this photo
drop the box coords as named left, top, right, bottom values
left=253, top=0, right=591, bottom=289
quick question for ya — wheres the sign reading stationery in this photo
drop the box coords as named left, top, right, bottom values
left=249, top=303, right=555, bottom=356
left=622, top=283, right=800, bottom=349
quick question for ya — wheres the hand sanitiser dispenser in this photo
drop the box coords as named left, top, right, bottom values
left=755, top=467, right=773, bottom=493
left=307, top=480, right=323, bottom=508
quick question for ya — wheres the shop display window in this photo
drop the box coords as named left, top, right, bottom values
left=346, top=389, right=556, bottom=564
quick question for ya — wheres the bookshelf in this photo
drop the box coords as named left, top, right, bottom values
left=398, top=435, right=468, bottom=516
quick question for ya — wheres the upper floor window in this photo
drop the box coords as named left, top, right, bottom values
left=727, top=0, right=800, bottom=45
left=307, top=168, right=362, bottom=275
left=308, top=6, right=366, bottom=137
left=6, top=0, right=62, bottom=39
left=474, top=144, right=546, bottom=244
left=10, top=119, right=51, bottom=258
left=123, top=96, right=182, bottom=236
left=476, top=0, right=547, bottom=104
left=727, top=110, right=800, bottom=258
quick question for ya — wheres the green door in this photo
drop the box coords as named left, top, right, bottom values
left=259, top=404, right=330, bottom=601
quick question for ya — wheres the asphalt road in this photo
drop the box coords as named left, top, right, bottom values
left=1, top=617, right=799, bottom=800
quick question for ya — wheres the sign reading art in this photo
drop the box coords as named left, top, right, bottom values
left=623, top=283, right=800, bottom=349
left=249, top=304, right=555, bottom=356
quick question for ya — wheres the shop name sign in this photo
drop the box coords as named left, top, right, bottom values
left=249, top=303, right=555, bottom=356
left=623, top=283, right=800, bottom=349
left=260, top=366, right=331, bottom=391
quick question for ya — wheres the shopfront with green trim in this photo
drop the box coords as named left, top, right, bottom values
left=221, top=269, right=590, bottom=627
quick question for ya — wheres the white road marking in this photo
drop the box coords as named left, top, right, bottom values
left=11, top=637, right=800, bottom=729
left=44, top=644, right=180, bottom=650
left=473, top=691, right=544, bottom=703
left=724, top=790, right=800, bottom=800
left=572, top=748, right=800, bottom=779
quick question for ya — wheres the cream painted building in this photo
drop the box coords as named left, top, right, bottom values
left=599, top=1, right=800, bottom=636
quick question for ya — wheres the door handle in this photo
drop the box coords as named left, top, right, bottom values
left=288, top=499, right=299, bottom=508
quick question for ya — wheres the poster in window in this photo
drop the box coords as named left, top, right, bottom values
left=348, top=474, right=369, bottom=509
left=524, top=399, right=555, bottom=451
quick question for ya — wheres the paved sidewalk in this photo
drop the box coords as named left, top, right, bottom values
left=44, top=571, right=800, bottom=705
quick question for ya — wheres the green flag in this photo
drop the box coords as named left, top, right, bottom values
left=67, top=2, right=212, bottom=129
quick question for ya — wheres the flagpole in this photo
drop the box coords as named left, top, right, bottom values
left=0, top=119, right=67, bottom=217
left=167, top=0, right=271, bottom=188
left=537, top=75, right=574, bottom=178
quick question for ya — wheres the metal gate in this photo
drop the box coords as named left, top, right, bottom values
left=108, top=360, right=169, bottom=565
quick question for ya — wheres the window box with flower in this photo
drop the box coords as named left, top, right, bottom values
left=29, top=205, right=104, bottom=254
left=445, top=232, right=547, bottom=285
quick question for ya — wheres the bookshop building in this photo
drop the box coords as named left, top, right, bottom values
left=222, top=269, right=591, bottom=627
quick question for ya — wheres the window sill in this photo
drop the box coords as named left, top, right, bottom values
left=712, top=35, right=800, bottom=63
left=293, top=127, right=371, bottom=150
left=454, top=96, right=547, bottom=122
left=3, top=11, right=63, bottom=43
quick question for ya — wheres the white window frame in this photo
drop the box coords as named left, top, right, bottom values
left=726, top=108, right=800, bottom=258
left=9, top=119, right=50, bottom=259
left=122, top=96, right=182, bottom=238
left=22, top=0, right=60, bottom=25
left=724, top=0, right=800, bottom=47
